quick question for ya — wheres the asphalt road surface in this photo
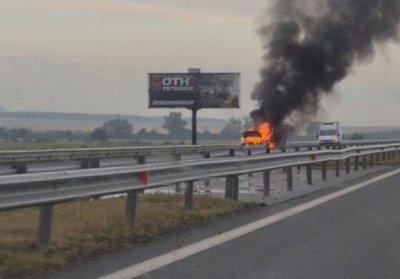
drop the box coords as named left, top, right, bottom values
left=41, top=168, right=400, bottom=279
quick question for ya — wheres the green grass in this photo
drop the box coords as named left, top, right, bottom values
left=0, top=195, right=252, bottom=279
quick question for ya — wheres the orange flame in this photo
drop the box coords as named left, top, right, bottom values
left=258, top=122, right=276, bottom=149
left=241, top=121, right=276, bottom=149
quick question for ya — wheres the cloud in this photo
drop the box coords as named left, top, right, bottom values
left=14, top=0, right=256, bottom=25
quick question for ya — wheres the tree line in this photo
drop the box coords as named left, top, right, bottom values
left=0, top=113, right=251, bottom=142
left=89, top=113, right=251, bottom=141
left=2, top=112, right=383, bottom=143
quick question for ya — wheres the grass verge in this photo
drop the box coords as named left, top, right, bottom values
left=0, top=194, right=252, bottom=279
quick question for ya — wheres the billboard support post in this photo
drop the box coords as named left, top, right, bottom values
left=189, top=68, right=201, bottom=146
left=191, top=107, right=198, bottom=145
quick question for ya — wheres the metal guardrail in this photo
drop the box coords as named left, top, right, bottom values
left=1, top=143, right=399, bottom=245
left=1, top=140, right=400, bottom=175
left=0, top=144, right=239, bottom=175
left=0, top=144, right=259, bottom=175
left=0, top=144, right=239, bottom=161
left=1, top=140, right=398, bottom=161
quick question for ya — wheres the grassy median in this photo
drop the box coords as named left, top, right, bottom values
left=0, top=194, right=252, bottom=279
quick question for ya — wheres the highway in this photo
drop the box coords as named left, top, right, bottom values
left=39, top=167, right=400, bottom=279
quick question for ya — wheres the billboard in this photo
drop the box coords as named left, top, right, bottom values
left=148, top=73, right=240, bottom=109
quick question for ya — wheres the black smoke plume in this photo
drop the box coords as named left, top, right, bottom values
left=251, top=0, right=400, bottom=144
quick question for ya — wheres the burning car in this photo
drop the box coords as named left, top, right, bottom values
left=240, top=122, right=276, bottom=149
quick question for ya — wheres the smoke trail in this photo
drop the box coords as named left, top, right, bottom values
left=251, top=0, right=400, bottom=144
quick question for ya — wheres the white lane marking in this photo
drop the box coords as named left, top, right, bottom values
left=99, top=168, right=400, bottom=279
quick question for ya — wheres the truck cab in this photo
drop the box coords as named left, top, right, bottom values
left=318, top=122, right=342, bottom=145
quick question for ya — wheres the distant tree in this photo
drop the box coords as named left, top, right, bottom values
left=136, top=128, right=148, bottom=138
left=162, top=112, right=188, bottom=138
left=7, top=128, right=30, bottom=140
left=57, top=130, right=73, bottom=141
left=147, top=128, right=165, bottom=140
left=220, top=118, right=243, bottom=139
left=90, top=127, right=107, bottom=141
left=102, top=119, right=133, bottom=139
left=0, top=127, right=5, bottom=138
left=199, top=128, right=218, bottom=140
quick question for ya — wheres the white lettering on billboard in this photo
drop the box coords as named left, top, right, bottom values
left=161, top=77, right=194, bottom=92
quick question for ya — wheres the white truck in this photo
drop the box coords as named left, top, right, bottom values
left=317, top=122, right=342, bottom=145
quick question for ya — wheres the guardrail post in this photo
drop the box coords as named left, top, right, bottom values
left=281, top=148, right=287, bottom=172
left=362, top=156, right=367, bottom=170
left=80, top=158, right=89, bottom=169
left=225, top=175, right=233, bottom=199
left=229, top=149, right=235, bottom=157
left=335, top=160, right=340, bottom=177
left=184, top=181, right=194, bottom=210
left=369, top=154, right=374, bottom=168
left=174, top=154, right=182, bottom=193
left=265, top=147, right=270, bottom=154
left=287, top=167, right=293, bottom=191
left=137, top=155, right=146, bottom=164
left=203, top=152, right=211, bottom=186
left=174, top=154, right=182, bottom=161
left=345, top=158, right=350, bottom=174
left=354, top=156, right=359, bottom=171
left=135, top=156, right=146, bottom=194
left=232, top=175, right=239, bottom=200
left=263, top=170, right=270, bottom=197
left=375, top=153, right=380, bottom=163
left=90, top=158, right=100, bottom=168
left=15, top=162, right=28, bottom=174
left=247, top=150, right=252, bottom=156
left=225, top=175, right=239, bottom=200
left=126, top=191, right=137, bottom=227
left=306, top=165, right=312, bottom=185
left=38, top=204, right=53, bottom=246
left=322, top=161, right=327, bottom=181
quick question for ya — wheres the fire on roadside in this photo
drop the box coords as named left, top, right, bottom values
left=240, top=122, right=276, bottom=149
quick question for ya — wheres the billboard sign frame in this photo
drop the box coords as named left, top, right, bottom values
left=148, top=72, right=240, bottom=109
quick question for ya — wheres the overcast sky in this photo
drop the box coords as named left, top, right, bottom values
left=1, top=0, right=400, bottom=126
